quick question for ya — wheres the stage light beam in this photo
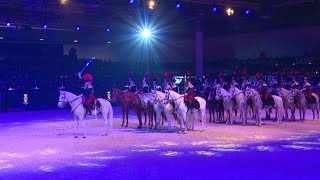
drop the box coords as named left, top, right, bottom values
left=226, top=8, right=234, bottom=16
left=141, top=29, right=151, bottom=39
left=148, top=0, right=155, bottom=9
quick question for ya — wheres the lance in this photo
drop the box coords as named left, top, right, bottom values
left=77, top=57, right=95, bottom=79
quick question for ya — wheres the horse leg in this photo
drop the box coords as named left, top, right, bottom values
left=121, top=106, right=125, bottom=126
left=74, top=118, right=79, bottom=138
left=80, top=118, right=86, bottom=138
left=312, top=105, right=315, bottom=120
left=125, top=109, right=129, bottom=127
left=143, top=110, right=147, bottom=125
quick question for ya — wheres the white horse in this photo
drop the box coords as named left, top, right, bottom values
left=151, top=90, right=173, bottom=130
left=215, top=86, right=234, bottom=124
left=268, top=95, right=285, bottom=124
left=290, top=89, right=307, bottom=120
left=310, top=93, right=320, bottom=120
left=58, top=91, right=113, bottom=138
left=278, top=88, right=295, bottom=120
left=243, top=88, right=263, bottom=126
left=229, top=86, right=247, bottom=125
left=166, top=90, right=206, bottom=132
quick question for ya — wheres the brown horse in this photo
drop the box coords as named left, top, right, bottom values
left=112, top=89, right=142, bottom=128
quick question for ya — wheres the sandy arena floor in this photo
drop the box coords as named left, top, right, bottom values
left=1, top=107, right=320, bottom=179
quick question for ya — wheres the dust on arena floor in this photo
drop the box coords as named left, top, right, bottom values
left=1, top=107, right=320, bottom=179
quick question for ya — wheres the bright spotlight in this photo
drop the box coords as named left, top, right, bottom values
left=60, top=0, right=68, bottom=5
left=226, top=8, right=234, bottom=16
left=148, top=0, right=155, bottom=9
left=176, top=1, right=181, bottom=9
left=141, top=29, right=151, bottom=39
left=129, top=0, right=134, bottom=4
left=76, top=26, right=80, bottom=31
left=245, top=9, right=250, bottom=15
left=212, top=6, right=218, bottom=12
left=43, top=24, right=48, bottom=29
left=6, top=22, right=10, bottom=27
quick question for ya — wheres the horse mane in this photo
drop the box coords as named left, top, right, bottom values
left=220, top=87, right=231, bottom=95
left=61, top=90, right=79, bottom=98
left=169, top=90, right=183, bottom=98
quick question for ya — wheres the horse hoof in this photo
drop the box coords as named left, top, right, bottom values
left=138, top=125, right=142, bottom=128
left=125, top=125, right=128, bottom=127
left=83, top=136, right=86, bottom=138
left=74, top=136, right=78, bottom=138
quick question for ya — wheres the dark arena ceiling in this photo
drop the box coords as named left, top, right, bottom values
left=0, top=0, right=319, bottom=44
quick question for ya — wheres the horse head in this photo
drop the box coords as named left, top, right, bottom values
left=111, top=88, right=123, bottom=102
left=58, top=90, right=67, bottom=108
left=215, top=86, right=222, bottom=100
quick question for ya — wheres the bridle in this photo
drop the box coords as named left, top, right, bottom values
left=59, top=91, right=83, bottom=114
left=165, top=90, right=184, bottom=111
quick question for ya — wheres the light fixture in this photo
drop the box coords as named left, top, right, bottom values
left=40, top=38, right=44, bottom=41
left=76, top=26, right=80, bottom=31
left=106, top=27, right=110, bottom=32
left=43, top=24, right=48, bottom=29
left=60, top=0, right=68, bottom=5
left=107, top=41, right=111, bottom=44
left=245, top=9, right=250, bottom=15
left=73, top=40, right=78, bottom=43
left=141, top=29, right=151, bottom=39
left=226, top=7, right=234, bottom=16
left=148, top=0, right=155, bottom=9
left=129, top=0, right=134, bottom=4
left=0, top=37, right=3, bottom=40
left=176, top=1, right=181, bottom=9
left=6, top=22, right=11, bottom=27
left=212, top=6, right=218, bottom=12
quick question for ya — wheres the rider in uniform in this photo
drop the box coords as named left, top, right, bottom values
left=269, top=76, right=279, bottom=95
left=184, top=70, right=198, bottom=113
left=302, top=77, right=315, bottom=104
left=82, top=73, right=96, bottom=116
left=259, top=83, right=275, bottom=108
left=127, top=72, right=137, bottom=93
left=201, top=73, right=212, bottom=98
left=153, top=74, right=162, bottom=91
left=170, top=72, right=179, bottom=93
left=163, top=72, right=171, bottom=92
left=141, top=72, right=150, bottom=93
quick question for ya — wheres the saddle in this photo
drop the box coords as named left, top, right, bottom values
left=262, top=96, right=275, bottom=107
left=306, top=95, right=316, bottom=104
left=184, top=99, right=200, bottom=110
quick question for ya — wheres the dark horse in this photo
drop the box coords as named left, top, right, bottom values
left=112, top=89, right=143, bottom=128
left=206, top=87, right=224, bottom=122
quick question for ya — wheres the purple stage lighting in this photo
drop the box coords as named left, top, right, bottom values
left=106, top=28, right=110, bottom=32
left=43, top=24, right=48, bottom=29
left=76, top=26, right=80, bottom=31
left=6, top=22, right=11, bottom=27
left=212, top=6, right=218, bottom=12
left=129, top=0, right=134, bottom=4
left=245, top=10, right=250, bottom=15
left=176, top=2, right=181, bottom=9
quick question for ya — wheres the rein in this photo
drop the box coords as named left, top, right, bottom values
left=60, top=92, right=83, bottom=114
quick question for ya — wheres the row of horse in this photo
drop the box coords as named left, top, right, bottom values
left=57, top=86, right=319, bottom=138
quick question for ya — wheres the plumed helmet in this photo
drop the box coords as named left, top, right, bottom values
left=83, top=73, right=93, bottom=81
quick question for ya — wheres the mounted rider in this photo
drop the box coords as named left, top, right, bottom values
left=230, top=69, right=239, bottom=87
left=259, top=83, right=275, bottom=108
left=184, top=70, right=199, bottom=112
left=126, top=72, right=137, bottom=93
left=139, top=72, right=150, bottom=93
left=269, top=75, right=279, bottom=95
left=81, top=73, right=96, bottom=116
left=170, top=72, right=179, bottom=93
left=152, top=74, right=162, bottom=91
left=201, top=73, right=212, bottom=98
left=302, top=76, right=315, bottom=104
left=163, top=72, right=171, bottom=91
